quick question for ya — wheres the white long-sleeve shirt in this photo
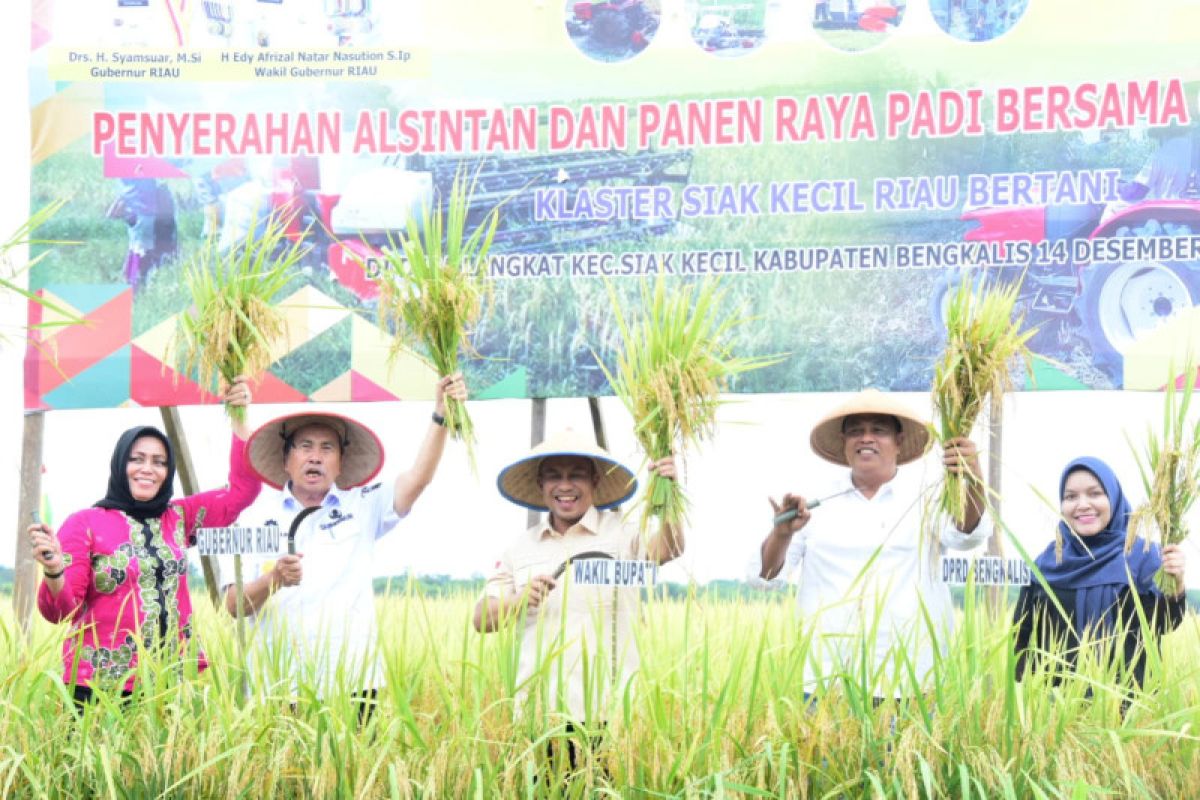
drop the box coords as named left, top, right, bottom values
left=217, top=481, right=402, bottom=695
left=747, top=465, right=991, bottom=698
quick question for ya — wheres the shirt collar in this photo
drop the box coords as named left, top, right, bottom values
left=281, top=482, right=344, bottom=512
left=842, top=466, right=906, bottom=500
left=533, top=505, right=601, bottom=540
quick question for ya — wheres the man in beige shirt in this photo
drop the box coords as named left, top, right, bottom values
left=473, top=429, right=684, bottom=730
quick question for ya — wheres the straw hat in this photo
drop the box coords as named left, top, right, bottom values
left=809, top=389, right=931, bottom=466
left=497, top=429, right=637, bottom=512
left=247, top=412, right=385, bottom=490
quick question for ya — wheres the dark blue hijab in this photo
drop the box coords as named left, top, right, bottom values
left=1033, top=457, right=1162, bottom=629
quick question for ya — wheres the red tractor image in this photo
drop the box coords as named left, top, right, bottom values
left=931, top=133, right=1200, bottom=385
left=566, top=1, right=660, bottom=59
left=814, top=1, right=903, bottom=32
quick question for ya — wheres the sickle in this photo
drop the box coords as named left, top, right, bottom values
left=772, top=487, right=857, bottom=526
left=551, top=550, right=615, bottom=580
left=287, top=506, right=323, bottom=555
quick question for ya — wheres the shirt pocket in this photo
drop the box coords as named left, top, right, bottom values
left=302, top=524, right=363, bottom=583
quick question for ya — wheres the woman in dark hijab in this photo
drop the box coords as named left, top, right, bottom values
left=26, top=379, right=261, bottom=705
left=1014, top=456, right=1187, bottom=688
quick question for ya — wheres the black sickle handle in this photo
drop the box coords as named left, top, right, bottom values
left=551, top=550, right=614, bottom=580
left=287, top=506, right=323, bottom=555
left=31, top=510, right=55, bottom=561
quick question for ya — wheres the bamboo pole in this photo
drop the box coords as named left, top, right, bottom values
left=12, top=411, right=44, bottom=632
left=160, top=406, right=221, bottom=608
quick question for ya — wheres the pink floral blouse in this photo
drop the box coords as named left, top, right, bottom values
left=37, top=434, right=261, bottom=691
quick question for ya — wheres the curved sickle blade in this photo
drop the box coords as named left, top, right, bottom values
left=287, top=506, right=323, bottom=555
left=552, top=550, right=614, bottom=580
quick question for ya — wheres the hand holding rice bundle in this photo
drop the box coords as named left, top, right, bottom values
left=932, top=273, right=1034, bottom=526
left=374, top=170, right=498, bottom=468
left=174, top=212, right=302, bottom=423
left=597, top=276, right=779, bottom=531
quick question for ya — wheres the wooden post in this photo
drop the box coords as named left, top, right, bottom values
left=233, top=553, right=247, bottom=703
left=160, top=407, right=221, bottom=608
left=13, top=411, right=45, bottom=632
left=526, top=398, right=546, bottom=529
left=986, top=393, right=1005, bottom=612
left=588, top=395, right=618, bottom=681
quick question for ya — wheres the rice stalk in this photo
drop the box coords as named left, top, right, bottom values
left=173, top=212, right=302, bottom=422
left=1, top=199, right=85, bottom=345
left=1126, top=359, right=1200, bottom=596
left=595, top=276, right=781, bottom=532
left=374, top=169, right=498, bottom=468
left=932, top=272, right=1034, bottom=524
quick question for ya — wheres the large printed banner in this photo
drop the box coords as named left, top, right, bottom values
left=25, top=0, right=1200, bottom=409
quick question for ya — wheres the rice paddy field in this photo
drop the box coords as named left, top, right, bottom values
left=2, top=587, right=1199, bottom=798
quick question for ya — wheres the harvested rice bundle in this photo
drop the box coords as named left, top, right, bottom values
left=174, top=213, right=301, bottom=423
left=932, top=273, right=1034, bottom=524
left=374, top=171, right=498, bottom=467
left=1127, top=363, right=1199, bottom=597
left=597, top=276, right=779, bottom=532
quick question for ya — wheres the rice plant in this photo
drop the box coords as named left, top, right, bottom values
left=4, top=584, right=1198, bottom=798
left=374, top=170, right=498, bottom=467
left=1, top=199, right=84, bottom=345
left=596, top=277, right=780, bottom=532
left=173, top=213, right=302, bottom=422
left=1127, top=360, right=1200, bottom=597
left=932, top=273, right=1034, bottom=524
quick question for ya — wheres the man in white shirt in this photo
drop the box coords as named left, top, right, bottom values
left=473, top=430, right=683, bottom=737
left=752, top=389, right=990, bottom=700
left=219, top=374, right=466, bottom=718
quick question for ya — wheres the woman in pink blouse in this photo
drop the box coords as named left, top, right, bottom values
left=26, top=379, right=261, bottom=705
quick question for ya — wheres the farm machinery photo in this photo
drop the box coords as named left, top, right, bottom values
left=814, top=1, right=903, bottom=32
left=691, top=13, right=765, bottom=53
left=566, top=1, right=660, bottom=59
left=930, top=134, right=1200, bottom=384
left=224, top=147, right=694, bottom=301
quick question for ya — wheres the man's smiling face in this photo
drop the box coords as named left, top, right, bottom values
left=841, top=413, right=902, bottom=475
left=537, top=456, right=599, bottom=532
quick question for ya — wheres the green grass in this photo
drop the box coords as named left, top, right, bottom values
left=2, top=585, right=1198, bottom=797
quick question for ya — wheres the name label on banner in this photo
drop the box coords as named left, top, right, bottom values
left=196, top=526, right=282, bottom=556
left=570, top=559, right=659, bottom=587
left=940, top=556, right=1031, bottom=587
